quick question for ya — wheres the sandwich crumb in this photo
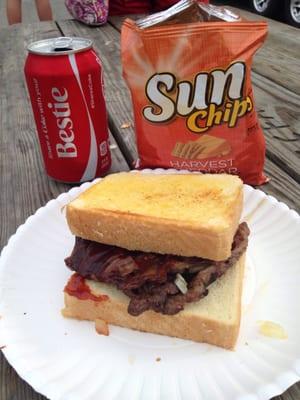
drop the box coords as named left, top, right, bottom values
left=156, top=357, right=161, bottom=362
left=128, top=355, right=136, bottom=365
left=95, top=319, right=109, bottom=336
left=121, top=122, right=131, bottom=129
left=245, top=342, right=248, bottom=346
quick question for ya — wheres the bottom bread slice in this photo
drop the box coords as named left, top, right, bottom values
left=62, top=253, right=245, bottom=350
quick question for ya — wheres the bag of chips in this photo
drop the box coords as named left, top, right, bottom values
left=121, top=0, right=268, bottom=185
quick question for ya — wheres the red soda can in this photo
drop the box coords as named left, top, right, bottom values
left=24, top=37, right=111, bottom=182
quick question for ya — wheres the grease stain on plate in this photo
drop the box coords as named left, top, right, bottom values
left=128, top=354, right=136, bottom=365
left=258, top=321, right=288, bottom=339
left=243, top=197, right=268, bottom=223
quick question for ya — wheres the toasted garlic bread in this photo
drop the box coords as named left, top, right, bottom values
left=66, top=172, right=243, bottom=261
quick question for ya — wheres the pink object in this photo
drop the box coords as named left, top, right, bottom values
left=64, top=0, right=109, bottom=25
left=24, top=37, right=111, bottom=183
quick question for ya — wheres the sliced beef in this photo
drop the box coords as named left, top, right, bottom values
left=65, top=222, right=249, bottom=316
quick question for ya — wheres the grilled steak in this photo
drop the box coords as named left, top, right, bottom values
left=65, top=222, right=249, bottom=315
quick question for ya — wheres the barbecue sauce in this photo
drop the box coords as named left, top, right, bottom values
left=64, top=273, right=109, bottom=301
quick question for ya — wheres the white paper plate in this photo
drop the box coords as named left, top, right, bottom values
left=1, top=169, right=300, bottom=400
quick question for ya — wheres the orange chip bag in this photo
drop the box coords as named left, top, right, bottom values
left=121, top=4, right=268, bottom=185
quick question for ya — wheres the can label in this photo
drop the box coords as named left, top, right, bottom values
left=25, top=44, right=111, bottom=182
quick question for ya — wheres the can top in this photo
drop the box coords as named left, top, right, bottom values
left=27, top=37, right=93, bottom=56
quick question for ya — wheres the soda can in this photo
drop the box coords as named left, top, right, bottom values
left=24, top=37, right=111, bottom=183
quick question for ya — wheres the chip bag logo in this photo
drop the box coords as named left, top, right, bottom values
left=143, top=62, right=253, bottom=133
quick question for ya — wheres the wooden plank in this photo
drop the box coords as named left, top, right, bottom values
left=0, top=21, right=128, bottom=400
left=263, top=158, right=300, bottom=212
left=109, top=14, right=142, bottom=30
left=251, top=71, right=300, bottom=112
left=0, top=353, right=45, bottom=400
left=274, top=382, right=300, bottom=400
left=57, top=19, right=300, bottom=190
left=226, top=6, right=300, bottom=95
left=257, top=106, right=300, bottom=183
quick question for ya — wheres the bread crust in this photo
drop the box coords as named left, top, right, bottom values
left=66, top=173, right=243, bottom=261
left=67, top=207, right=242, bottom=261
left=66, top=185, right=243, bottom=261
left=62, top=254, right=245, bottom=350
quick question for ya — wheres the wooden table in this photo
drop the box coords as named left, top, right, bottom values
left=0, top=9, right=300, bottom=400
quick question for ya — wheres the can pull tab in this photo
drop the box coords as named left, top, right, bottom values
left=52, top=37, right=73, bottom=52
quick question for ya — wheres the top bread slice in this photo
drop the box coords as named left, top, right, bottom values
left=66, top=172, right=243, bottom=261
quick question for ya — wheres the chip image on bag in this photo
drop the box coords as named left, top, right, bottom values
left=121, top=0, right=268, bottom=185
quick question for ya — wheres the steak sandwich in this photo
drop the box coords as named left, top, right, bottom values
left=62, top=172, right=249, bottom=349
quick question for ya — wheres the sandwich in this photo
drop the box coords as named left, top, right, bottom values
left=62, top=172, right=249, bottom=349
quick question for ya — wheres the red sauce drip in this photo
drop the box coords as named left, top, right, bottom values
left=64, top=273, right=109, bottom=302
